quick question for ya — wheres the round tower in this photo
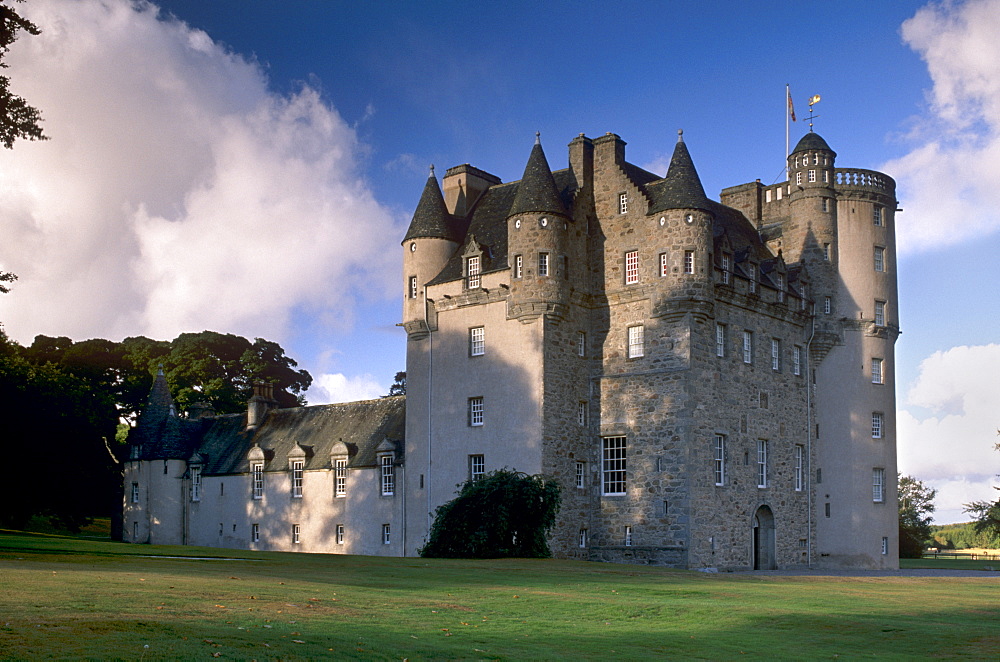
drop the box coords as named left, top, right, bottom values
left=507, top=134, right=572, bottom=320
left=401, top=166, right=462, bottom=330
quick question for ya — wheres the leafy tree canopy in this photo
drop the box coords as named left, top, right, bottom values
left=420, top=469, right=561, bottom=559
left=385, top=371, right=405, bottom=397
left=898, top=474, right=936, bottom=558
left=0, top=270, right=15, bottom=293
left=0, top=1, right=47, bottom=148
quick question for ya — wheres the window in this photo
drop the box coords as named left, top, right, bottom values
left=469, top=455, right=485, bottom=482
left=721, top=253, right=731, bottom=284
left=795, top=171, right=802, bottom=185
left=759, top=391, right=769, bottom=409
left=578, top=401, right=588, bottom=426
left=776, top=274, right=785, bottom=302
left=382, top=524, right=391, bottom=545
left=873, top=206, right=883, bottom=226
left=871, top=358, right=884, bottom=384
left=625, top=526, right=633, bottom=547
left=659, top=252, right=669, bottom=277
left=538, top=252, right=549, bottom=277
left=292, top=524, right=300, bottom=544
left=872, top=412, right=883, bottom=439
left=808, top=169, right=816, bottom=182
left=251, top=523, right=259, bottom=543
left=627, top=325, right=644, bottom=359
left=757, top=440, right=768, bottom=488
left=624, top=250, right=639, bottom=284
left=577, top=331, right=586, bottom=357
left=874, top=300, right=886, bottom=326
left=336, top=524, right=344, bottom=545
left=882, top=537, right=889, bottom=555
left=469, top=326, right=485, bottom=356
left=793, top=346, right=802, bottom=376
left=714, top=434, right=725, bottom=486
left=771, top=338, right=781, bottom=371
left=794, top=445, right=804, bottom=492
left=563, top=255, right=569, bottom=280
left=291, top=460, right=304, bottom=498
left=380, top=455, right=395, bottom=496
left=874, top=246, right=885, bottom=272
left=602, top=436, right=627, bottom=495
left=823, top=243, right=830, bottom=261
left=575, top=462, right=586, bottom=489
left=873, top=468, right=885, bottom=502
left=749, top=266, right=757, bottom=294
left=514, top=254, right=523, bottom=279
left=800, top=286, right=807, bottom=311
left=408, top=276, right=417, bottom=299
left=469, top=397, right=484, bottom=426
left=252, top=462, right=263, bottom=499
left=131, top=482, right=139, bottom=503
left=742, top=330, right=753, bottom=364
left=619, top=193, right=628, bottom=214
left=190, top=466, right=202, bottom=502
left=334, top=458, right=347, bottom=497
left=715, top=323, right=726, bottom=358
left=579, top=528, right=588, bottom=548
left=683, top=250, right=694, bottom=274
left=466, top=255, right=481, bottom=289
left=824, top=296, right=831, bottom=314
left=821, top=197, right=829, bottom=212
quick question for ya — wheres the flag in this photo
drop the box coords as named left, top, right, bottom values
left=787, top=87, right=796, bottom=122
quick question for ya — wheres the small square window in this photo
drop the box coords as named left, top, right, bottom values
left=659, top=252, right=669, bottom=277
left=627, top=325, right=644, bottom=359
left=469, top=326, right=485, bottom=356
left=469, top=397, right=484, bottom=426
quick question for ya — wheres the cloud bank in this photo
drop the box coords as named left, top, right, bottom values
left=0, top=0, right=401, bottom=346
left=885, top=0, right=1000, bottom=253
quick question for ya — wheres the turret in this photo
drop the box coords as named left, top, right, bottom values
left=401, top=167, right=463, bottom=329
left=508, top=133, right=572, bottom=320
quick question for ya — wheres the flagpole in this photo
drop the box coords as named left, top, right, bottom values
left=785, top=83, right=790, bottom=179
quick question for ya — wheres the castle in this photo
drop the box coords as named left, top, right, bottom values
left=124, top=128, right=899, bottom=569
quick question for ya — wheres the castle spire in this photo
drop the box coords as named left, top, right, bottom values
left=402, top=166, right=463, bottom=243
left=649, top=130, right=711, bottom=213
left=509, top=134, right=568, bottom=217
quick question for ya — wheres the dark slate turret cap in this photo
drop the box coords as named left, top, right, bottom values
left=509, top=133, right=568, bottom=217
left=650, top=130, right=712, bottom=214
left=403, top=166, right=464, bottom=243
left=791, top=131, right=836, bottom=157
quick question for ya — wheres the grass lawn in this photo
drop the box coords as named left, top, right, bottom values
left=1, top=533, right=998, bottom=660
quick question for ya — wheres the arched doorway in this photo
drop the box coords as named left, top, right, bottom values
left=752, top=505, right=776, bottom=570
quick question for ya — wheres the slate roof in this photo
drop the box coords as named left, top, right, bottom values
left=509, top=137, right=568, bottom=217
left=792, top=131, right=836, bottom=156
left=129, top=371, right=203, bottom=460
left=646, top=133, right=713, bottom=214
left=402, top=169, right=467, bottom=243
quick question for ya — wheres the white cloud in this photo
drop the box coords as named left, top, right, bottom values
left=0, top=0, right=402, bottom=346
left=884, top=0, right=1000, bottom=253
left=898, top=344, right=1000, bottom=523
left=307, top=373, right=386, bottom=405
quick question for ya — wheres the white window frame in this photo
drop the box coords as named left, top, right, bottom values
left=872, top=412, right=883, bottom=439
left=469, top=326, right=485, bottom=357
left=771, top=338, right=781, bottom=372
left=579, top=528, right=588, bottom=548
left=251, top=523, right=259, bottom=543
left=252, top=462, right=264, bottom=500
left=683, top=250, right=694, bottom=275
left=882, top=537, right=889, bottom=555
left=824, top=297, right=831, bottom=314
left=291, top=460, right=304, bottom=498
left=794, top=445, right=804, bottom=492
left=469, top=397, right=484, bottom=426
left=408, top=275, right=417, bottom=299
left=714, top=434, right=725, bottom=486
left=625, top=525, right=633, bottom=547
left=873, top=468, right=885, bottom=502
left=874, top=300, right=886, bottom=327
left=334, top=458, right=347, bottom=497
left=131, top=482, right=139, bottom=503
left=514, top=254, right=523, bottom=279
left=624, top=250, right=639, bottom=284
left=757, top=440, right=768, bottom=488
left=821, top=197, right=829, bottom=213
left=577, top=331, right=586, bottom=357
left=795, top=171, right=802, bottom=185
left=742, top=330, right=753, bottom=364
left=537, top=251, right=549, bottom=277
left=873, top=206, right=883, bottom=226
left=336, top=524, right=344, bottom=545
left=721, top=253, right=731, bottom=284
left=575, top=461, right=586, bottom=489
left=659, top=252, right=669, bottom=277
left=292, top=524, right=300, bottom=544
left=793, top=345, right=802, bottom=376
left=382, top=523, right=391, bottom=545
left=578, top=401, right=588, bottom=426
left=602, top=436, right=627, bottom=496
left=716, top=323, right=726, bottom=358
left=190, top=466, right=202, bottom=502
left=776, top=274, right=785, bottom=302
left=874, top=246, right=885, bottom=272
left=808, top=169, right=816, bottom=183
left=627, top=325, right=644, bottom=359
left=380, top=455, right=395, bottom=496
left=749, top=265, right=757, bottom=293
left=466, top=255, right=481, bottom=289
left=469, top=454, right=485, bottom=482
left=619, top=193, right=628, bottom=214
left=872, top=358, right=884, bottom=384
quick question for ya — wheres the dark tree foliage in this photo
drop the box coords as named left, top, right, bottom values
left=964, top=435, right=1000, bottom=543
left=420, top=469, right=561, bottom=559
left=0, top=270, right=15, bottom=293
left=385, top=371, right=405, bottom=397
left=0, top=1, right=47, bottom=148
left=898, top=474, right=936, bottom=558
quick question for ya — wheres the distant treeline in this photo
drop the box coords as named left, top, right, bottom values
left=930, top=522, right=1000, bottom=550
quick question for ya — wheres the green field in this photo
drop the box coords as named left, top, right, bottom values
left=1, top=532, right=997, bottom=660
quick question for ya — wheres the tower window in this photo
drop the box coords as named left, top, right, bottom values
left=794, top=445, right=804, bottom=491
left=577, top=331, right=586, bottom=357
left=757, top=440, right=768, bottom=488
left=659, top=252, right=669, bottom=277
left=874, top=246, right=885, bottom=272
left=409, top=276, right=417, bottom=299
left=823, top=243, right=830, bottom=260
left=578, top=401, right=588, bottom=426
left=795, top=171, right=802, bottom=185
left=771, top=338, right=781, bottom=371
left=821, top=197, right=829, bottom=212
left=793, top=345, right=802, bottom=376
left=872, top=468, right=885, bottom=502
left=808, top=169, right=816, bottom=182
left=875, top=300, right=886, bottom=326
left=627, top=325, right=644, bottom=359
left=469, top=326, right=485, bottom=356
left=824, top=297, right=831, bottom=314
left=684, top=250, right=694, bottom=274
left=624, top=250, right=639, bottom=284
left=514, top=254, right=523, bottom=279
left=575, top=461, right=586, bottom=489
left=873, top=206, right=883, bottom=226
left=538, top=252, right=549, bottom=277
left=619, top=193, right=628, bottom=214
left=872, top=358, right=884, bottom=384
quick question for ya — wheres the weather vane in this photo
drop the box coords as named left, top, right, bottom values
left=808, top=94, right=821, bottom=131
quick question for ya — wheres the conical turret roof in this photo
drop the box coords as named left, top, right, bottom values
left=509, top=134, right=568, bottom=217
left=649, top=131, right=712, bottom=214
left=403, top=167, right=464, bottom=243
left=792, top=131, right=835, bottom=157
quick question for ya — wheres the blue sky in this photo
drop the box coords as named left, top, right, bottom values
left=2, top=0, right=999, bottom=524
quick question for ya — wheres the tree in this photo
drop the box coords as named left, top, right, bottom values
left=898, top=474, right=936, bottom=558
left=0, top=1, right=47, bottom=148
left=0, top=270, right=15, bottom=293
left=964, top=434, right=1000, bottom=542
left=385, top=371, right=405, bottom=397
left=420, top=469, right=561, bottom=559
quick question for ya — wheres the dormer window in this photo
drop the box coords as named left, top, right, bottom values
left=291, top=460, right=304, bottom=498
left=190, top=465, right=202, bottom=502
left=380, top=455, right=395, bottom=496
left=466, top=255, right=481, bottom=289
left=749, top=265, right=757, bottom=294
left=721, top=253, right=731, bottom=284
left=776, top=274, right=785, bottom=302
left=252, top=462, right=264, bottom=499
